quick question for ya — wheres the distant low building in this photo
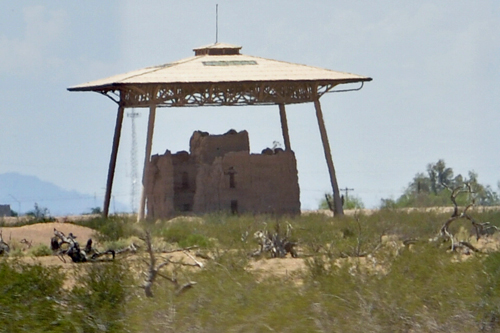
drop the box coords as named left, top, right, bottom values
left=0, top=204, right=11, bottom=217
left=145, top=130, right=301, bottom=218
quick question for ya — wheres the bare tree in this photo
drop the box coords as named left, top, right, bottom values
left=439, top=184, right=498, bottom=253
left=140, top=231, right=198, bottom=298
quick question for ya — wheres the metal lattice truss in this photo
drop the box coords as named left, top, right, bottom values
left=101, top=81, right=341, bottom=108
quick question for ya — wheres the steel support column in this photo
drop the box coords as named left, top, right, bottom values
left=313, top=97, right=344, bottom=216
left=278, top=103, right=291, bottom=151
left=103, top=104, right=125, bottom=218
left=138, top=104, right=157, bottom=221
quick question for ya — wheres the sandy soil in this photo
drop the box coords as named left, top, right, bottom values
left=1, top=222, right=97, bottom=248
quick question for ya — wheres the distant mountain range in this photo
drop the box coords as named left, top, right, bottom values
left=0, top=172, right=128, bottom=216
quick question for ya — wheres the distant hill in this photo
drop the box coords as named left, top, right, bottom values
left=0, top=172, right=128, bottom=216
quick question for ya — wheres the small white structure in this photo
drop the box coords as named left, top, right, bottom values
left=0, top=204, right=10, bottom=217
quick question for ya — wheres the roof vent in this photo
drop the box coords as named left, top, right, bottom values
left=193, top=43, right=242, bottom=56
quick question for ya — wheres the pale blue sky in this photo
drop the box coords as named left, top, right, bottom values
left=0, top=1, right=499, bottom=212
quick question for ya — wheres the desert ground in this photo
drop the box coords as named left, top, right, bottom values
left=0, top=219, right=309, bottom=285
left=2, top=207, right=499, bottom=282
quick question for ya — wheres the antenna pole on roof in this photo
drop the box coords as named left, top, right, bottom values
left=215, top=4, right=219, bottom=44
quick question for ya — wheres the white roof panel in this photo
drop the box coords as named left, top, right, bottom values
left=69, top=44, right=371, bottom=91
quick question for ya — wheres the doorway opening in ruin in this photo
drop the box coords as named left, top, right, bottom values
left=230, top=200, right=238, bottom=214
left=229, top=172, right=236, bottom=188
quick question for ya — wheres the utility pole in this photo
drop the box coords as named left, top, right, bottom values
left=340, top=187, right=354, bottom=204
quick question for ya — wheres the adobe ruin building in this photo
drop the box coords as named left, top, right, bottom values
left=145, top=130, right=300, bottom=218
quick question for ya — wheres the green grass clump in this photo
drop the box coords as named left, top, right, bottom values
left=28, top=244, right=52, bottom=257
left=76, top=215, right=138, bottom=242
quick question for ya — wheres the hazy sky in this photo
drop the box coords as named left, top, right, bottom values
left=0, top=1, right=498, bottom=212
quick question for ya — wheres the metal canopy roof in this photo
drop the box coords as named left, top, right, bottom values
left=68, top=43, right=372, bottom=108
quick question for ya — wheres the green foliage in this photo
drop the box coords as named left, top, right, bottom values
left=178, top=233, right=212, bottom=248
left=69, top=262, right=132, bottom=333
left=89, top=207, right=102, bottom=215
left=384, top=159, right=500, bottom=208
left=157, top=214, right=267, bottom=251
left=160, top=221, right=194, bottom=244
left=301, top=245, right=485, bottom=332
left=479, top=252, right=500, bottom=330
left=76, top=215, right=138, bottom=242
left=319, top=193, right=365, bottom=210
left=28, top=244, right=52, bottom=257
left=0, top=260, right=70, bottom=332
left=158, top=253, right=312, bottom=332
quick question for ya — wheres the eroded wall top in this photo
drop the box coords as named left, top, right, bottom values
left=190, top=129, right=249, bottom=164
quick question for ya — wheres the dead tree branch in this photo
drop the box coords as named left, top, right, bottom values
left=325, top=194, right=334, bottom=212
left=140, top=231, right=198, bottom=298
left=51, top=228, right=117, bottom=263
left=141, top=231, right=167, bottom=297
left=20, top=238, right=32, bottom=249
left=251, top=222, right=298, bottom=258
left=471, top=221, right=500, bottom=240
left=439, top=183, right=496, bottom=252
left=0, top=230, right=9, bottom=255
left=339, top=217, right=384, bottom=258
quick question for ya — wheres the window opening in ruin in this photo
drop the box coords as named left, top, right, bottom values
left=229, top=173, right=236, bottom=188
left=182, top=172, right=189, bottom=189
left=231, top=200, right=238, bottom=214
left=182, top=203, right=192, bottom=212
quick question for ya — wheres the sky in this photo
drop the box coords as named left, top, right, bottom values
left=0, top=1, right=499, bottom=213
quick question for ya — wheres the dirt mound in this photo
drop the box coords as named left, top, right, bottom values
left=1, top=222, right=96, bottom=248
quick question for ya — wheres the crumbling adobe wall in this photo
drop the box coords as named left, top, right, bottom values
left=145, top=130, right=301, bottom=219
left=193, top=150, right=300, bottom=215
left=190, top=129, right=249, bottom=164
left=145, top=152, right=175, bottom=219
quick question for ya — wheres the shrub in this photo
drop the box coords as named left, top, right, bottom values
left=76, top=215, right=137, bottom=242
left=0, top=260, right=70, bottom=332
left=160, top=222, right=194, bottom=244
left=69, top=262, right=132, bottom=332
left=178, top=233, right=212, bottom=248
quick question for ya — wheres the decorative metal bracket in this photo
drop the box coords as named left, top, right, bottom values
left=108, top=81, right=344, bottom=108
